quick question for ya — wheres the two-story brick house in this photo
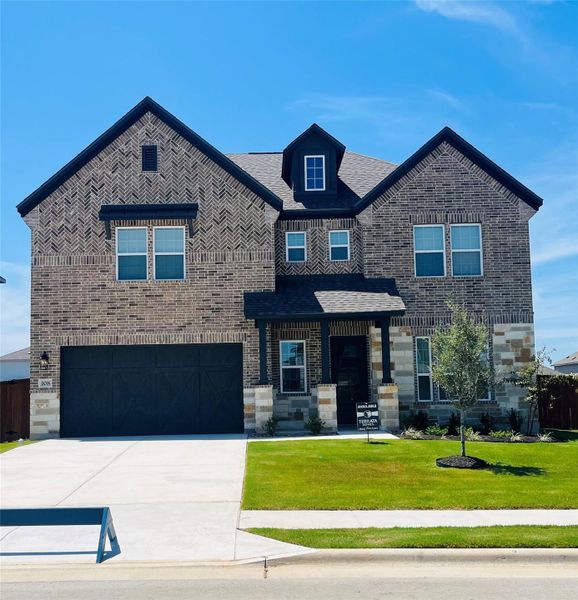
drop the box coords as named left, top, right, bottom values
left=17, top=97, right=542, bottom=438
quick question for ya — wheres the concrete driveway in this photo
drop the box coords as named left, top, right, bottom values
left=0, top=436, right=308, bottom=564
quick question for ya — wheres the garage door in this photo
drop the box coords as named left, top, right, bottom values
left=60, top=344, right=244, bottom=437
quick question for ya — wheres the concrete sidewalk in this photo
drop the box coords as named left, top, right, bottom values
left=240, top=509, right=578, bottom=529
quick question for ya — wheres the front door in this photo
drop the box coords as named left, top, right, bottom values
left=330, top=336, right=369, bottom=426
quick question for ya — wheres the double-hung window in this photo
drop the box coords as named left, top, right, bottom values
left=280, top=341, right=306, bottom=394
left=451, top=224, right=483, bottom=276
left=304, top=155, right=325, bottom=191
left=329, top=230, right=350, bottom=261
left=416, top=337, right=433, bottom=402
left=117, top=227, right=147, bottom=281
left=286, top=231, right=306, bottom=263
left=414, top=225, right=445, bottom=277
left=154, top=227, right=185, bottom=280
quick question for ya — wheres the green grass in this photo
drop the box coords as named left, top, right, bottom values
left=243, top=439, right=578, bottom=509
left=0, top=440, right=33, bottom=454
left=247, top=526, right=578, bottom=548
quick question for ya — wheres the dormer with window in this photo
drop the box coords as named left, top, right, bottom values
left=281, top=124, right=345, bottom=204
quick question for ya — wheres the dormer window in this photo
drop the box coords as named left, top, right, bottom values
left=304, top=155, right=325, bottom=191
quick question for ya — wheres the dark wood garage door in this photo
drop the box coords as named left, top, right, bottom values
left=60, top=344, right=244, bottom=437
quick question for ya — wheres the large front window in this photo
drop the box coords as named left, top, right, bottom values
left=329, top=230, right=350, bottom=261
left=304, top=155, right=325, bottom=191
left=280, top=340, right=306, bottom=393
left=451, top=224, right=482, bottom=276
left=414, top=225, right=445, bottom=277
left=116, top=227, right=147, bottom=281
left=154, top=227, right=185, bottom=280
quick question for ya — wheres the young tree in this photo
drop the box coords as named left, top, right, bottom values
left=431, top=302, right=491, bottom=457
left=510, top=347, right=552, bottom=435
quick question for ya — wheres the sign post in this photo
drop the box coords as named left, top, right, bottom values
left=356, top=401, right=380, bottom=443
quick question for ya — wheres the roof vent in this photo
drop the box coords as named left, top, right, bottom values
left=141, top=145, right=158, bottom=172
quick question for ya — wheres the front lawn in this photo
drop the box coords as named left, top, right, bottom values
left=248, top=526, right=578, bottom=548
left=243, top=439, right=578, bottom=509
left=0, top=440, right=33, bottom=454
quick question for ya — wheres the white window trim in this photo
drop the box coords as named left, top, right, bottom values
left=329, top=230, right=350, bottom=262
left=304, top=155, right=326, bottom=192
left=279, top=340, right=307, bottom=394
left=416, top=336, right=434, bottom=403
left=413, top=224, right=446, bottom=278
left=116, top=226, right=148, bottom=281
left=153, top=226, right=186, bottom=281
left=285, top=231, right=307, bottom=263
left=450, top=223, right=484, bottom=277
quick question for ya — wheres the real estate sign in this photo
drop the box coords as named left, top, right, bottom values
left=356, top=402, right=380, bottom=431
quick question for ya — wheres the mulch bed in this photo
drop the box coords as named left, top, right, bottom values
left=404, top=434, right=559, bottom=443
left=436, top=455, right=489, bottom=469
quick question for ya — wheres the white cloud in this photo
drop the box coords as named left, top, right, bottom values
left=0, top=262, right=30, bottom=356
left=427, top=89, right=466, bottom=111
left=415, top=1, right=518, bottom=33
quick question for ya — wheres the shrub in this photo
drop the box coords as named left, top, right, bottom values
left=508, top=408, right=524, bottom=433
left=401, top=410, right=429, bottom=431
left=510, top=431, right=525, bottom=442
left=425, top=424, right=448, bottom=437
left=447, top=412, right=460, bottom=436
left=402, top=427, right=424, bottom=440
left=305, top=415, right=325, bottom=435
left=488, top=429, right=513, bottom=439
left=537, top=432, right=554, bottom=443
left=465, top=427, right=481, bottom=441
left=479, top=412, right=494, bottom=435
left=264, top=416, right=279, bottom=436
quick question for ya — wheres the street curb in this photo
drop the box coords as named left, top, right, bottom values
left=268, top=548, right=578, bottom=566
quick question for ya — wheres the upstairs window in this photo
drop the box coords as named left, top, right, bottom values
left=329, top=230, right=350, bottom=261
left=416, top=337, right=433, bottom=402
left=280, top=340, right=307, bottom=394
left=154, top=227, right=185, bottom=280
left=451, top=224, right=483, bottom=276
left=304, top=155, right=325, bottom=191
left=141, top=145, right=158, bottom=171
left=117, top=227, right=147, bottom=281
left=414, top=225, right=445, bottom=277
left=286, top=231, right=307, bottom=263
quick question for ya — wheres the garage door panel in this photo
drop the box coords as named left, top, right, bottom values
left=155, top=369, right=198, bottom=434
left=61, top=369, right=112, bottom=437
left=200, top=366, right=243, bottom=434
left=112, top=369, right=157, bottom=436
left=112, top=346, right=155, bottom=369
left=60, top=343, right=243, bottom=437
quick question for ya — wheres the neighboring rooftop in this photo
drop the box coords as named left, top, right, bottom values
left=553, top=351, right=578, bottom=367
left=227, top=150, right=397, bottom=212
left=0, top=347, right=30, bottom=362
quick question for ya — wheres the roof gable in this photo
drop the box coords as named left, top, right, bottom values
left=17, top=97, right=283, bottom=217
left=355, top=127, right=543, bottom=213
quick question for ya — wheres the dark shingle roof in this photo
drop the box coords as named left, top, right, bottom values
left=244, top=274, right=405, bottom=320
left=227, top=151, right=397, bottom=211
left=0, top=347, right=30, bottom=362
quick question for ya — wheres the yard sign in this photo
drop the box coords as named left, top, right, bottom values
left=356, top=401, right=380, bottom=442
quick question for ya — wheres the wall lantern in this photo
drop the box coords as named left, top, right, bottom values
left=40, top=351, right=49, bottom=368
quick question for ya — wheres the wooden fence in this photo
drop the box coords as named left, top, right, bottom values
left=538, top=375, right=578, bottom=430
left=0, top=379, right=30, bottom=441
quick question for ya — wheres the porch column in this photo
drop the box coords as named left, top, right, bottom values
left=380, top=317, right=392, bottom=384
left=320, top=319, right=331, bottom=384
left=258, top=320, right=268, bottom=385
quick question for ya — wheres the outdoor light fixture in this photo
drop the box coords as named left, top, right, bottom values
left=40, top=351, right=49, bottom=368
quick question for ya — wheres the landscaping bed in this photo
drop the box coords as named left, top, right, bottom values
left=247, top=526, right=578, bottom=549
left=243, top=439, right=578, bottom=510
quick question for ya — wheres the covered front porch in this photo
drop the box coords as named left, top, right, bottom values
left=244, top=275, right=406, bottom=434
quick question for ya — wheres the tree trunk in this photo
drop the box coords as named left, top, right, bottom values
left=460, top=408, right=466, bottom=457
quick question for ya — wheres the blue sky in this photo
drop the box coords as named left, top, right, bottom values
left=1, top=0, right=577, bottom=362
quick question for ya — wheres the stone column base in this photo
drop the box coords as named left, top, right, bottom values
left=254, top=385, right=274, bottom=433
left=30, top=392, right=60, bottom=439
left=317, top=384, right=337, bottom=432
left=377, top=384, right=400, bottom=431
